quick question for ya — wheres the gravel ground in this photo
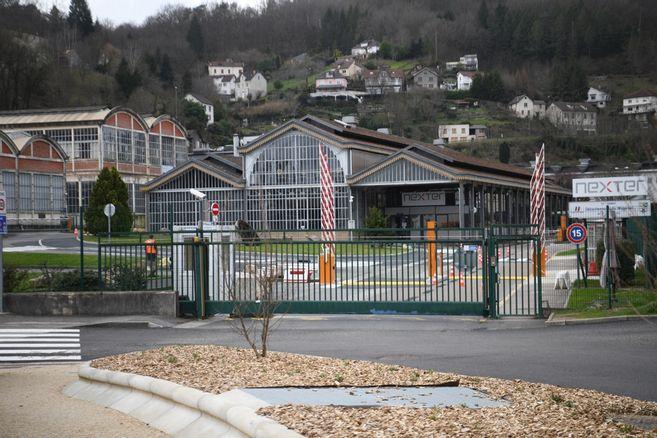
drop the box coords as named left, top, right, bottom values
left=0, top=364, right=165, bottom=438
left=93, top=345, right=657, bottom=437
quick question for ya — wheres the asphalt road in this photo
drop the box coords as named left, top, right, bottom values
left=3, top=231, right=94, bottom=254
left=75, top=315, right=657, bottom=402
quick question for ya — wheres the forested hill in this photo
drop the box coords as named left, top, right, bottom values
left=1, top=0, right=656, bottom=112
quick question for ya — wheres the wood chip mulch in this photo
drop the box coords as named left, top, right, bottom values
left=92, top=345, right=657, bottom=437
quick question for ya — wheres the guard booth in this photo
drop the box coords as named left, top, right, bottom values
left=173, top=223, right=236, bottom=305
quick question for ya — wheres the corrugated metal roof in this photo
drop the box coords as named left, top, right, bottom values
left=0, top=106, right=111, bottom=127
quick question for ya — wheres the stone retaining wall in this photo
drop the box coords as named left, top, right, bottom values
left=3, top=291, right=177, bottom=317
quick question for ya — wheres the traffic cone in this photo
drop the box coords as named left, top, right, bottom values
left=458, top=269, right=465, bottom=287
left=449, top=265, right=455, bottom=280
left=506, top=246, right=511, bottom=257
left=74, top=228, right=78, bottom=239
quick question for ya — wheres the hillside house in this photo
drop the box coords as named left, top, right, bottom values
left=446, top=54, right=478, bottom=71
left=235, top=71, right=268, bottom=101
left=208, top=60, right=244, bottom=77
left=333, top=58, right=362, bottom=79
left=363, top=69, right=404, bottom=94
left=438, top=124, right=488, bottom=143
left=546, top=102, right=597, bottom=133
left=622, top=90, right=657, bottom=123
left=315, top=71, right=348, bottom=92
left=587, top=87, right=611, bottom=108
left=184, top=93, right=214, bottom=126
left=409, top=66, right=440, bottom=90
left=457, top=71, right=477, bottom=91
left=351, top=39, right=380, bottom=58
left=509, top=95, right=546, bottom=119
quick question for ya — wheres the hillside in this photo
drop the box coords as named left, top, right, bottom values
left=0, top=0, right=656, bottom=166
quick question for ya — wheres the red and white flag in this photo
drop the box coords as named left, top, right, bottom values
left=319, top=143, right=335, bottom=256
left=530, top=144, right=545, bottom=250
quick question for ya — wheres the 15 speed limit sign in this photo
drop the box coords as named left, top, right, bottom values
left=566, top=223, right=587, bottom=245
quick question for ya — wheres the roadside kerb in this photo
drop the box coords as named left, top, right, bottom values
left=546, top=313, right=657, bottom=326
left=64, top=363, right=302, bottom=438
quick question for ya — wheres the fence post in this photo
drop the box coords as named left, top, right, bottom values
left=193, top=236, right=208, bottom=319
left=606, top=205, right=612, bottom=309
left=487, top=228, right=497, bottom=318
left=537, top=236, right=543, bottom=317
left=97, top=241, right=102, bottom=290
left=79, top=207, right=84, bottom=291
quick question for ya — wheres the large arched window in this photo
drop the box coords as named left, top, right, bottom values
left=249, top=131, right=345, bottom=187
left=246, top=131, right=349, bottom=230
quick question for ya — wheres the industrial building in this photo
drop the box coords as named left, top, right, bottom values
left=0, top=130, right=67, bottom=228
left=143, top=115, right=570, bottom=232
left=0, top=106, right=189, bottom=228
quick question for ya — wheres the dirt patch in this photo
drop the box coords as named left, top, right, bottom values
left=93, top=345, right=657, bottom=437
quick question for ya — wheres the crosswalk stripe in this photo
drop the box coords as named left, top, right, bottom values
left=0, top=349, right=81, bottom=354
left=0, top=333, right=80, bottom=338
left=0, top=329, right=79, bottom=333
left=0, top=343, right=80, bottom=348
left=0, top=328, right=81, bottom=362
left=0, top=337, right=80, bottom=342
left=0, top=356, right=82, bottom=361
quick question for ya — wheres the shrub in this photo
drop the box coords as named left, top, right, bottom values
left=595, top=238, right=636, bottom=284
left=616, top=239, right=636, bottom=284
left=109, top=264, right=147, bottom=291
left=42, top=270, right=98, bottom=291
left=3, top=267, right=30, bottom=292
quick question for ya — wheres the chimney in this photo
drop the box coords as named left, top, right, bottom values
left=233, top=134, right=239, bottom=157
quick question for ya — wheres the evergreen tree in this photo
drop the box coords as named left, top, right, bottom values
left=478, top=0, right=489, bottom=29
left=181, top=100, right=208, bottom=133
left=114, top=58, right=141, bottom=98
left=159, top=54, right=174, bottom=86
left=499, top=142, right=511, bottom=164
left=67, top=0, right=94, bottom=37
left=470, top=71, right=506, bottom=101
left=85, top=167, right=133, bottom=234
left=181, top=70, right=192, bottom=93
left=549, top=60, right=588, bottom=101
left=186, top=14, right=204, bottom=59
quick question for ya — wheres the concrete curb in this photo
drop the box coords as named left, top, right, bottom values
left=64, top=363, right=302, bottom=438
left=546, top=313, right=657, bottom=326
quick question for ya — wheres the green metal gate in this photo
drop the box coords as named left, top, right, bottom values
left=488, top=225, right=543, bottom=317
left=95, top=226, right=542, bottom=318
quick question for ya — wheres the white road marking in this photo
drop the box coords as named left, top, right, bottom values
left=0, top=329, right=81, bottom=362
left=0, top=356, right=82, bottom=361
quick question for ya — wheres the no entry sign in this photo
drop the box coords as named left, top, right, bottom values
left=211, top=202, right=220, bottom=216
left=566, top=223, right=587, bottom=245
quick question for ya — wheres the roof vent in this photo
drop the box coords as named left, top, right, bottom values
left=578, top=158, right=591, bottom=171
left=377, top=128, right=390, bottom=134
left=433, top=138, right=445, bottom=148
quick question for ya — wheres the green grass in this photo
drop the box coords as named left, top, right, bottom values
left=4, top=252, right=99, bottom=269
left=92, top=232, right=172, bottom=244
left=555, top=282, right=657, bottom=319
left=554, top=248, right=584, bottom=257
left=237, top=242, right=410, bottom=256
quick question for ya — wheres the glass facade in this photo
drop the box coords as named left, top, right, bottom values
left=2, top=171, right=16, bottom=212
left=147, top=168, right=243, bottom=231
left=66, top=182, right=79, bottom=213
left=246, top=131, right=349, bottom=230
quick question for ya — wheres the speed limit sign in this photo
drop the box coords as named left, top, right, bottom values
left=566, top=223, right=587, bottom=245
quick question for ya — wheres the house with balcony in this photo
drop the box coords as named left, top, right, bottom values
left=622, top=90, right=657, bottom=123
left=546, top=102, right=597, bottom=133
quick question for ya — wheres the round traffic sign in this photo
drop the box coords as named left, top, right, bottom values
left=566, top=223, right=587, bottom=244
left=211, top=202, right=220, bottom=216
left=103, top=203, right=116, bottom=217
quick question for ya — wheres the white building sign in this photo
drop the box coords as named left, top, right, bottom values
left=572, top=176, right=647, bottom=198
left=568, top=200, right=651, bottom=219
left=402, top=191, right=447, bottom=207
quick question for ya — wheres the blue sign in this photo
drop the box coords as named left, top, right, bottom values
left=566, top=223, right=587, bottom=244
left=0, top=214, right=6, bottom=235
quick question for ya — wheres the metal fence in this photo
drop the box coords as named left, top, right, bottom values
left=92, top=226, right=545, bottom=318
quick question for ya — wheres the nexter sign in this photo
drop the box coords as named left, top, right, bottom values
left=572, top=176, right=647, bottom=198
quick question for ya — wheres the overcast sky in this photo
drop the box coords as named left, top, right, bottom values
left=42, top=1, right=262, bottom=26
